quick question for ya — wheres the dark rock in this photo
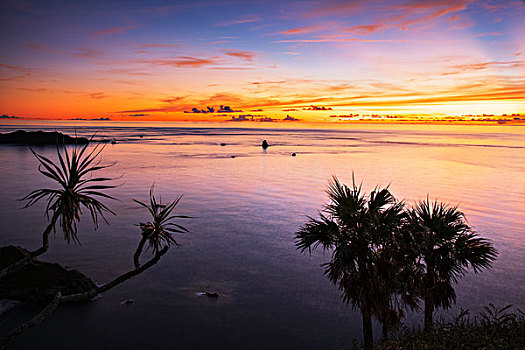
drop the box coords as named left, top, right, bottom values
left=0, top=245, right=31, bottom=269
left=231, top=155, right=235, bottom=158
left=0, top=130, right=90, bottom=145
left=292, top=153, right=296, bottom=157
left=0, top=246, right=97, bottom=303
left=220, top=143, right=227, bottom=146
left=262, top=140, right=269, bottom=149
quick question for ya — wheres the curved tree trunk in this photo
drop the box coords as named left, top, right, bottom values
left=362, top=309, right=374, bottom=349
left=0, top=292, right=61, bottom=349
left=30, top=214, right=58, bottom=258
left=60, top=289, right=99, bottom=303
left=59, top=246, right=170, bottom=303
left=0, top=214, right=59, bottom=279
left=97, top=246, right=169, bottom=294
left=133, top=236, right=148, bottom=269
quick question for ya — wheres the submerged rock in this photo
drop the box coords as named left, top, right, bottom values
left=0, top=130, right=90, bottom=145
left=197, top=291, right=219, bottom=298
left=0, top=246, right=96, bottom=303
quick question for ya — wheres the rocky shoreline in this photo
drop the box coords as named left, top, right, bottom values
left=0, top=246, right=95, bottom=303
left=0, top=131, right=90, bottom=145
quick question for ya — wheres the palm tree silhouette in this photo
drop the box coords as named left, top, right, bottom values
left=0, top=141, right=116, bottom=278
left=23, top=142, right=116, bottom=251
left=366, top=194, right=418, bottom=339
left=295, top=176, right=408, bottom=347
left=406, top=199, right=497, bottom=330
left=132, top=184, right=189, bottom=268
left=96, top=184, right=190, bottom=294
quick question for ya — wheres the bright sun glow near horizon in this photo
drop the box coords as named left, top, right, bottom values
left=0, top=0, right=524, bottom=124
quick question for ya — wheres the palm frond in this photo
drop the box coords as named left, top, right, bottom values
left=135, top=184, right=190, bottom=254
left=21, top=139, right=117, bottom=244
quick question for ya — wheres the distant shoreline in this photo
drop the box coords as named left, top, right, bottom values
left=1, top=118, right=525, bottom=128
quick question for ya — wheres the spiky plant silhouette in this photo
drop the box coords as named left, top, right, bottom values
left=407, top=198, right=497, bottom=330
left=295, top=175, right=411, bottom=347
left=96, top=185, right=190, bottom=294
left=22, top=141, right=116, bottom=252
left=132, top=184, right=190, bottom=268
left=1, top=140, right=116, bottom=278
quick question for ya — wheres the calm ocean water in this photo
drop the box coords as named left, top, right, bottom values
left=1, top=121, right=524, bottom=349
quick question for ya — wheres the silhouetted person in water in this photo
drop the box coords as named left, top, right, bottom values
left=262, top=140, right=269, bottom=149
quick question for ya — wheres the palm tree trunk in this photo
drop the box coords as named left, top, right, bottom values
left=97, top=246, right=169, bottom=294
left=423, top=268, right=435, bottom=331
left=133, top=236, right=148, bottom=269
left=381, top=317, right=388, bottom=340
left=424, top=296, right=434, bottom=330
left=362, top=309, right=374, bottom=349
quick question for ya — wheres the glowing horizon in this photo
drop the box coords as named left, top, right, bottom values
left=1, top=0, right=524, bottom=123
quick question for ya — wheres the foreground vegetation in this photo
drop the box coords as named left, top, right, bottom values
left=374, top=305, right=525, bottom=350
left=0, top=141, right=189, bottom=348
left=296, top=175, right=497, bottom=348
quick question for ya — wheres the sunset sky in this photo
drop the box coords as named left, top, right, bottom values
left=0, top=0, right=524, bottom=122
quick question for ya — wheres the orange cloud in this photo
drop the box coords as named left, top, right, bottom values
left=251, top=80, right=287, bottom=85
left=138, top=43, right=179, bottom=49
left=328, top=83, right=355, bottom=91
left=88, top=92, right=107, bottom=100
left=388, top=0, right=473, bottom=31
left=345, top=24, right=384, bottom=34
left=17, top=87, right=49, bottom=92
left=273, top=38, right=408, bottom=43
left=161, top=96, right=187, bottom=103
left=316, top=0, right=474, bottom=34
left=72, top=48, right=102, bottom=59
left=140, top=56, right=221, bottom=68
left=0, top=63, right=34, bottom=72
left=224, top=50, right=256, bottom=62
left=218, top=17, right=258, bottom=26
left=116, top=106, right=182, bottom=113
left=91, top=24, right=137, bottom=37
left=305, top=0, right=368, bottom=17
left=442, top=60, right=525, bottom=75
left=280, top=26, right=319, bottom=35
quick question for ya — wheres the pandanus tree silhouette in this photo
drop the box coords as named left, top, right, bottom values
left=0, top=141, right=116, bottom=278
left=406, top=199, right=497, bottom=330
left=132, top=185, right=189, bottom=269
left=0, top=141, right=190, bottom=347
left=95, top=185, right=190, bottom=295
left=1, top=139, right=190, bottom=287
left=295, top=176, right=410, bottom=347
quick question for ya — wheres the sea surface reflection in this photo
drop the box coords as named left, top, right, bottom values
left=0, top=122, right=524, bottom=349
